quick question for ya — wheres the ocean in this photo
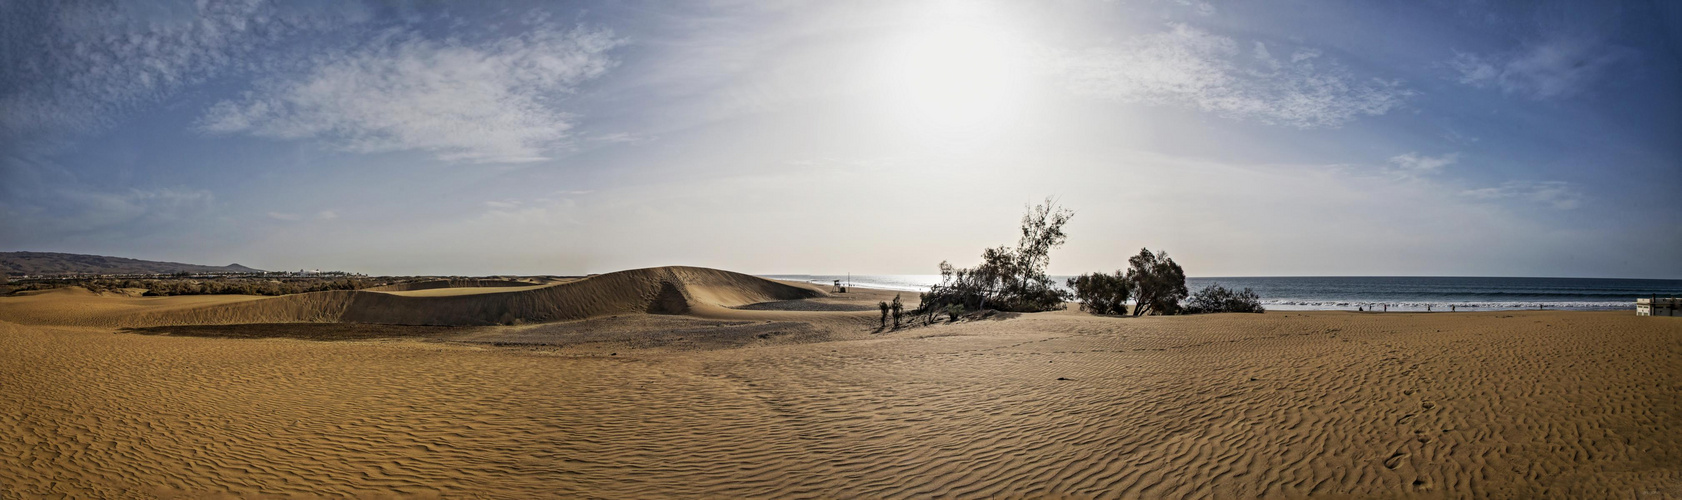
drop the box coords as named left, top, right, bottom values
left=760, top=275, right=1682, bottom=311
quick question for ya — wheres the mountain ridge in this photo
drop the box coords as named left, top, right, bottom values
left=0, top=252, right=264, bottom=276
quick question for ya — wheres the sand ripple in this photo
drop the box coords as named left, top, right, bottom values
left=2, top=311, right=1680, bottom=497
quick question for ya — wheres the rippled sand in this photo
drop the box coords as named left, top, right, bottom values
left=2, top=296, right=1680, bottom=497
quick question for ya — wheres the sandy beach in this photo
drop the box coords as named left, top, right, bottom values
left=7, top=0, right=1680, bottom=496
left=1, top=269, right=1678, bottom=498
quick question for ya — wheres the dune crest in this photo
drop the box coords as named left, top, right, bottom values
left=365, top=279, right=540, bottom=292
left=3, top=267, right=825, bottom=328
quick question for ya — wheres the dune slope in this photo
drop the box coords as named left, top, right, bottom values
left=364, top=279, right=539, bottom=292
left=0, top=266, right=826, bottom=328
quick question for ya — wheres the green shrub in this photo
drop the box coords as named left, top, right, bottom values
left=1126, top=248, right=1187, bottom=316
left=1184, top=283, right=1265, bottom=314
left=1067, top=271, right=1130, bottom=315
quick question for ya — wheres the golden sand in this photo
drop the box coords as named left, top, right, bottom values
left=1, top=270, right=1679, bottom=498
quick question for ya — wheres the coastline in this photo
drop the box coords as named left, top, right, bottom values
left=767, top=275, right=1678, bottom=311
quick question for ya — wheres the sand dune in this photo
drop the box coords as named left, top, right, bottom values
left=1, top=309, right=1678, bottom=497
left=374, top=284, right=551, bottom=297
left=3, top=274, right=1679, bottom=497
left=365, top=278, right=546, bottom=292
left=0, top=266, right=826, bottom=328
left=0, top=287, right=264, bottom=327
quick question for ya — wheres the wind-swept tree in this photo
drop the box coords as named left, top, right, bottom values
left=920, top=198, right=1074, bottom=314
left=1126, top=248, right=1187, bottom=316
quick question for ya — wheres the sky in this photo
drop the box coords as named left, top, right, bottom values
left=2, top=0, right=1679, bottom=278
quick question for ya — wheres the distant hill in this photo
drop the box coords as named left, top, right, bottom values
left=0, top=252, right=263, bottom=276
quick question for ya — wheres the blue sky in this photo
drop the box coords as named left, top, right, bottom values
left=2, top=0, right=1678, bottom=278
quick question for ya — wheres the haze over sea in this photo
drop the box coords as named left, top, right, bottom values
left=764, top=275, right=1682, bottom=311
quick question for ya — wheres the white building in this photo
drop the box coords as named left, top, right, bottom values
left=1637, top=297, right=1679, bottom=316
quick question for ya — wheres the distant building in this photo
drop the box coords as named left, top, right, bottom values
left=1637, top=297, right=1679, bottom=316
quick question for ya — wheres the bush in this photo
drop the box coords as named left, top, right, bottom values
left=1067, top=271, right=1131, bottom=315
left=1126, top=248, right=1187, bottom=316
left=878, top=301, right=890, bottom=329
left=890, top=294, right=904, bottom=329
left=944, top=304, right=963, bottom=322
left=66, top=276, right=379, bottom=297
left=1184, top=283, right=1265, bottom=314
left=920, top=198, right=1074, bottom=314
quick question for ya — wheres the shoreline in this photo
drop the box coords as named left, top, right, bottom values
left=778, top=277, right=1652, bottom=312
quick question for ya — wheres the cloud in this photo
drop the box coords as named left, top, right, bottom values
left=586, top=132, right=645, bottom=144
left=1047, top=25, right=1411, bottom=128
left=0, top=1, right=359, bottom=151
left=199, top=23, right=621, bottom=163
left=1449, top=36, right=1633, bottom=99
left=1462, top=180, right=1583, bottom=209
left=1165, top=0, right=1216, bottom=16
left=316, top=210, right=338, bottom=220
left=1388, top=152, right=1459, bottom=175
left=267, top=212, right=302, bottom=221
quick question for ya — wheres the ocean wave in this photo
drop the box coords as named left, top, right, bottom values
left=769, top=275, right=1663, bottom=311
left=1261, top=300, right=1631, bottom=311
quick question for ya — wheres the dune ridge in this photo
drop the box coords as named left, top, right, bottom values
left=365, top=279, right=540, bottom=292
left=0, top=266, right=825, bottom=328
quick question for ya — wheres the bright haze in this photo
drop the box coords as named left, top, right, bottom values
left=2, top=0, right=1678, bottom=278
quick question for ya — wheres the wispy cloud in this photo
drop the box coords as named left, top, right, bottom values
left=1388, top=152, right=1459, bottom=176
left=1462, top=180, right=1583, bottom=209
left=1448, top=36, right=1633, bottom=99
left=267, top=212, right=302, bottom=221
left=1047, top=25, right=1412, bottom=128
left=0, top=1, right=357, bottom=150
left=1164, top=0, right=1216, bottom=16
left=200, top=23, right=622, bottom=164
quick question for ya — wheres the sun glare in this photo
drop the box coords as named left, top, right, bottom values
left=879, top=10, right=1031, bottom=144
